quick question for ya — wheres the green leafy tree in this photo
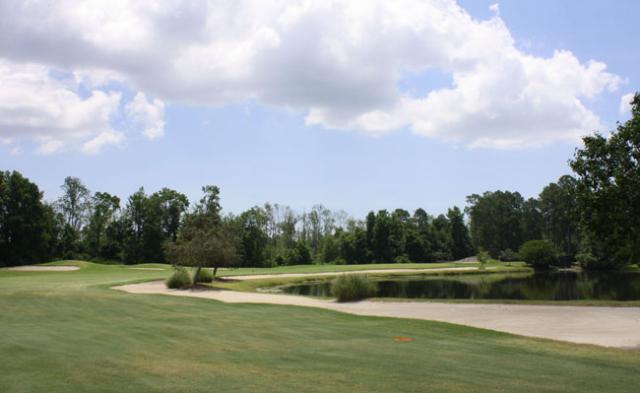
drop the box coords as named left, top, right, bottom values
left=236, top=206, right=270, bottom=266
left=122, top=187, right=148, bottom=263
left=466, top=191, right=526, bottom=257
left=339, top=227, right=369, bottom=264
left=519, top=240, right=558, bottom=270
left=0, top=171, right=50, bottom=266
left=570, top=93, right=640, bottom=268
left=165, top=186, right=238, bottom=277
left=85, top=192, right=120, bottom=258
left=447, top=206, right=473, bottom=260
left=539, top=175, right=579, bottom=257
left=150, top=188, right=189, bottom=242
left=57, top=176, right=91, bottom=232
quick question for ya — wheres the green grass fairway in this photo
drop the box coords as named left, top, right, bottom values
left=1, top=262, right=639, bottom=393
left=216, top=260, right=522, bottom=276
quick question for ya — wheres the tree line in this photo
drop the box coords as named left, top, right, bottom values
left=1, top=94, right=638, bottom=270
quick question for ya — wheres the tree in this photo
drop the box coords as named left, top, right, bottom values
left=286, top=240, right=312, bottom=265
left=0, top=171, right=50, bottom=266
left=165, top=223, right=238, bottom=278
left=431, top=214, right=452, bottom=261
left=150, top=188, right=189, bottom=242
left=447, top=206, right=473, bottom=260
left=372, top=210, right=392, bottom=262
left=165, top=186, right=238, bottom=277
left=539, top=175, right=579, bottom=257
left=519, top=240, right=558, bottom=270
left=321, top=232, right=341, bottom=263
left=339, top=227, right=369, bottom=264
left=85, top=192, right=120, bottom=258
left=236, top=206, right=270, bottom=266
left=122, top=188, right=148, bottom=263
left=57, top=177, right=91, bottom=232
left=570, top=93, right=640, bottom=268
left=466, top=191, right=526, bottom=257
left=521, top=198, right=543, bottom=242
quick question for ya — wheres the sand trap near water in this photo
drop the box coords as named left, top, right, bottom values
left=5, top=265, right=80, bottom=272
left=127, top=268, right=166, bottom=271
left=115, top=280, right=640, bottom=348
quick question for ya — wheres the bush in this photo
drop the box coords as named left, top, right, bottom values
left=394, top=254, right=411, bottom=264
left=166, top=267, right=192, bottom=289
left=477, top=249, right=490, bottom=263
left=519, top=240, right=558, bottom=270
left=193, top=268, right=213, bottom=283
left=498, top=248, right=520, bottom=262
left=332, top=257, right=347, bottom=265
left=575, top=252, right=626, bottom=270
left=431, top=251, right=453, bottom=262
left=331, top=275, right=377, bottom=302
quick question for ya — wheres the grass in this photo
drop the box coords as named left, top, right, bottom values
left=208, top=265, right=531, bottom=294
left=1, top=261, right=640, bottom=392
left=216, top=260, right=518, bottom=276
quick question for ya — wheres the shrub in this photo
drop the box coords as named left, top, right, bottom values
left=332, top=257, right=347, bottom=265
left=498, top=248, right=520, bottom=262
left=431, top=251, right=453, bottom=262
left=331, top=275, right=377, bottom=302
left=394, top=254, right=411, bottom=264
left=519, top=240, right=558, bottom=270
left=477, top=249, right=490, bottom=270
left=477, top=249, right=490, bottom=263
left=193, top=268, right=213, bottom=283
left=575, top=251, right=626, bottom=270
left=166, top=267, right=192, bottom=289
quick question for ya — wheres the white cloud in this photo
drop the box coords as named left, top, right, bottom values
left=0, top=0, right=624, bottom=150
left=619, top=92, right=635, bottom=115
left=0, top=59, right=123, bottom=154
left=125, top=92, right=165, bottom=140
left=82, top=130, right=125, bottom=155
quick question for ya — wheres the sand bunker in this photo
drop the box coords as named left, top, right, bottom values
left=127, top=268, right=166, bottom=271
left=115, top=280, right=640, bottom=348
left=5, top=265, right=79, bottom=272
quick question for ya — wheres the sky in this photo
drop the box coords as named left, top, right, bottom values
left=0, top=0, right=638, bottom=218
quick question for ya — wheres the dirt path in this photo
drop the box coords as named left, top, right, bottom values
left=5, top=265, right=79, bottom=272
left=226, top=266, right=490, bottom=280
left=115, top=281, right=640, bottom=348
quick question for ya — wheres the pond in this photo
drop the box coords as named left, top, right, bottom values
left=280, top=271, right=640, bottom=301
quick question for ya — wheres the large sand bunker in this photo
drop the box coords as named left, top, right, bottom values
left=5, top=265, right=80, bottom=272
left=115, top=280, right=640, bottom=348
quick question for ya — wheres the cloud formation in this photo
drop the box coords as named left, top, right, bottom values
left=0, top=59, right=123, bottom=154
left=0, top=0, right=623, bottom=152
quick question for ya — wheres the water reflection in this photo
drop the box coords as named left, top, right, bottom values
left=281, top=271, right=640, bottom=300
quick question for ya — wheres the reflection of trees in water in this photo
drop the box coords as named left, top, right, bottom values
left=283, top=272, right=640, bottom=300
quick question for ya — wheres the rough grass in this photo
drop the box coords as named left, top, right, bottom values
left=331, top=275, right=377, bottom=302
left=1, top=262, right=639, bottom=392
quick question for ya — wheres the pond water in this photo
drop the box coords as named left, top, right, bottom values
left=280, top=271, right=640, bottom=301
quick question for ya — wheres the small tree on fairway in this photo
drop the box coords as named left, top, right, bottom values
left=165, top=225, right=238, bottom=280
left=165, top=186, right=239, bottom=282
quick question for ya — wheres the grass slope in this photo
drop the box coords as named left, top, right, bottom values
left=0, top=262, right=639, bottom=393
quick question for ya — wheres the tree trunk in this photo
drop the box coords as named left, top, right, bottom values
left=213, top=266, right=218, bottom=278
left=194, top=266, right=202, bottom=287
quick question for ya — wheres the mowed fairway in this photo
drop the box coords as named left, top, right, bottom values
left=1, top=262, right=639, bottom=393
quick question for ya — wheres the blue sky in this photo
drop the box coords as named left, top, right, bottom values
left=1, top=1, right=638, bottom=218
